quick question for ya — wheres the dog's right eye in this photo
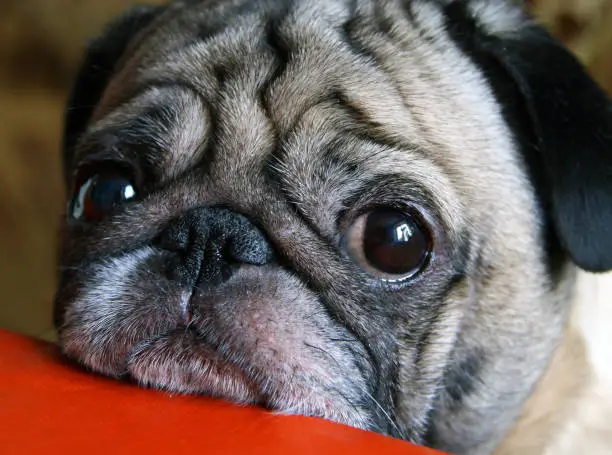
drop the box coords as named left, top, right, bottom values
left=343, top=208, right=432, bottom=282
left=70, top=168, right=137, bottom=221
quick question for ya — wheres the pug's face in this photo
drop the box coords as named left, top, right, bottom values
left=54, top=1, right=612, bottom=454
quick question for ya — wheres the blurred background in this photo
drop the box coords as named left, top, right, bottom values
left=0, top=0, right=611, bottom=341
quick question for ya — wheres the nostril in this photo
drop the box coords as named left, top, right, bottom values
left=155, top=220, right=191, bottom=253
left=226, top=229, right=274, bottom=266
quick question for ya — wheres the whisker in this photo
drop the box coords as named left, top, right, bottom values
left=303, top=341, right=404, bottom=438
left=362, top=389, right=405, bottom=440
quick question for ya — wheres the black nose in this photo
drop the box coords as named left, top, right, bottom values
left=155, top=207, right=273, bottom=288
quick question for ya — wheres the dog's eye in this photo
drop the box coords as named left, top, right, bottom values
left=70, top=169, right=137, bottom=221
left=344, top=209, right=431, bottom=281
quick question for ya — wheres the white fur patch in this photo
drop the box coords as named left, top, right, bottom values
left=467, top=0, right=528, bottom=37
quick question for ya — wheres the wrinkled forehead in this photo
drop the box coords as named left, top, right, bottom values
left=89, top=0, right=423, bottom=141
left=80, top=1, right=432, bottom=177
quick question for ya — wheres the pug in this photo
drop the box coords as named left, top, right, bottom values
left=54, top=1, right=612, bottom=454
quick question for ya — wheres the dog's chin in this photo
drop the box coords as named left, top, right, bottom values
left=125, top=329, right=369, bottom=430
left=126, top=329, right=263, bottom=404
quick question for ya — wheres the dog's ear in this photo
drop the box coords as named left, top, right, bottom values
left=63, top=5, right=165, bottom=182
left=445, top=2, right=612, bottom=272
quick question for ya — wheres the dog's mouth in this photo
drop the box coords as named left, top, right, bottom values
left=126, top=329, right=264, bottom=404
left=123, top=328, right=367, bottom=430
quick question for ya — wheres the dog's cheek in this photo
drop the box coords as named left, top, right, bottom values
left=59, top=247, right=185, bottom=376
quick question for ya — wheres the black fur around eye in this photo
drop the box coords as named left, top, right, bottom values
left=70, top=168, right=137, bottom=221
left=344, top=209, right=431, bottom=281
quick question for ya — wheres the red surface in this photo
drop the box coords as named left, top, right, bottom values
left=0, top=329, right=444, bottom=454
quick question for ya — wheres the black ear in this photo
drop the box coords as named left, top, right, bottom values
left=63, top=5, right=164, bottom=182
left=444, top=2, right=612, bottom=273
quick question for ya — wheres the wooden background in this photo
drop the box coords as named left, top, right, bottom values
left=1, top=0, right=611, bottom=340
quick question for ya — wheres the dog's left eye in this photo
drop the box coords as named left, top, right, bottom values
left=343, top=209, right=431, bottom=281
left=70, top=169, right=137, bottom=221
